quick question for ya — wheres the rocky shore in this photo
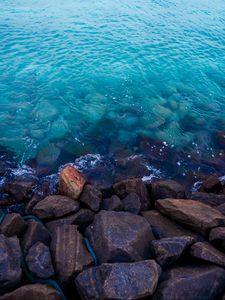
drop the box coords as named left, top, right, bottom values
left=1, top=163, right=225, bottom=299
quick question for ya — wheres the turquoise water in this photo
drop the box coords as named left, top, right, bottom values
left=0, top=0, right=225, bottom=170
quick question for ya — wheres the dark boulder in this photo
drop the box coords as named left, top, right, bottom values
left=86, top=210, right=154, bottom=264
left=190, top=241, right=225, bottom=267
left=101, top=195, right=123, bottom=211
left=216, top=203, right=225, bottom=215
left=0, top=234, right=22, bottom=292
left=155, top=199, right=225, bottom=235
left=152, top=236, right=195, bottom=268
left=75, top=260, right=161, bottom=300
left=209, top=227, right=225, bottom=249
left=113, top=178, right=150, bottom=210
left=32, top=195, right=80, bottom=220
left=150, top=180, right=185, bottom=201
left=51, top=225, right=93, bottom=286
left=153, top=264, right=225, bottom=300
left=190, top=192, right=225, bottom=206
left=0, top=213, right=27, bottom=237
left=200, top=175, right=222, bottom=193
left=122, top=192, right=141, bottom=214
left=79, top=184, right=102, bottom=212
left=25, top=242, right=54, bottom=278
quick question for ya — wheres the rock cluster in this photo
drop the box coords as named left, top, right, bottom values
left=1, top=166, right=225, bottom=299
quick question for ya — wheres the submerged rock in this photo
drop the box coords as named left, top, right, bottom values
left=155, top=199, right=225, bottom=235
left=75, top=260, right=161, bottom=300
left=0, top=234, right=22, bottom=292
left=0, top=284, right=61, bottom=300
left=153, top=264, right=225, bottom=300
left=79, top=184, right=102, bottom=212
left=32, top=195, right=80, bottom=219
left=86, top=210, right=154, bottom=264
left=58, top=165, right=86, bottom=200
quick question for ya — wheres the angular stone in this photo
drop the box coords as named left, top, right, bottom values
left=0, top=235, right=22, bottom=292
left=122, top=192, right=141, bottom=214
left=21, top=220, right=51, bottom=255
left=201, top=175, right=222, bottom=193
left=142, top=210, right=199, bottom=239
left=216, top=203, right=225, bottom=215
left=153, top=264, right=225, bottom=300
left=0, top=284, right=61, bottom=300
left=150, top=180, right=185, bottom=201
left=86, top=210, right=154, bottom=264
left=32, top=195, right=80, bottom=220
left=209, top=227, right=225, bottom=249
left=75, top=260, right=161, bottom=300
left=25, top=242, right=54, bottom=278
left=152, top=236, right=195, bottom=268
left=46, top=209, right=94, bottom=233
left=0, top=213, right=27, bottom=237
left=190, top=241, right=225, bottom=267
left=101, top=195, right=123, bottom=211
left=113, top=178, right=150, bottom=210
left=58, top=165, right=86, bottom=200
left=51, top=225, right=93, bottom=286
left=155, top=199, right=225, bottom=235
left=79, top=184, right=102, bottom=212
left=190, top=192, right=225, bottom=206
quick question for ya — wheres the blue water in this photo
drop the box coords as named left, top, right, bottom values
left=0, top=0, right=225, bottom=174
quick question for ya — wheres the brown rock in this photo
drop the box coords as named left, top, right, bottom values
left=142, top=210, right=199, bottom=239
left=79, top=184, right=102, bottom=212
left=0, top=213, right=27, bottom=237
left=32, top=195, right=80, bottom=220
left=51, top=224, right=93, bottom=286
left=190, top=192, right=225, bottom=206
left=58, top=165, right=86, bottom=200
left=3, top=177, right=37, bottom=201
left=25, top=242, right=54, bottom=279
left=209, top=227, right=225, bottom=249
left=155, top=199, right=225, bottom=235
left=21, top=220, right=51, bottom=255
left=216, top=203, right=225, bottom=215
left=113, top=178, right=150, bottom=210
left=86, top=210, right=154, bottom=264
left=101, top=195, right=123, bottom=211
left=152, top=236, right=195, bottom=268
left=201, top=175, right=222, bottom=193
left=122, top=192, right=141, bottom=214
left=190, top=241, right=225, bottom=267
left=0, top=234, right=22, bottom=292
left=153, top=264, right=225, bottom=300
left=150, top=180, right=185, bottom=201
left=0, top=284, right=61, bottom=300
left=75, top=260, right=161, bottom=300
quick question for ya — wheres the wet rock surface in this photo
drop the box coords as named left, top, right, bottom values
left=150, top=179, right=186, bottom=201
left=0, top=213, right=27, bottom=237
left=75, top=260, right=161, bottom=300
left=79, top=184, right=102, bottom=212
left=101, top=195, right=123, bottom=211
left=190, top=192, right=225, bottom=206
left=122, top=192, right=141, bottom=214
left=86, top=210, right=154, bottom=264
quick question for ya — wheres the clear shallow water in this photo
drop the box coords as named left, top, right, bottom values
left=0, top=0, right=225, bottom=173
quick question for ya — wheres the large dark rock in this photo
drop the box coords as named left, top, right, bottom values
left=58, top=165, right=86, bottom=200
left=122, top=192, right=141, bottom=214
left=101, top=195, right=123, bottom=211
left=51, top=224, right=93, bottom=286
left=153, top=264, right=225, bottom=300
left=113, top=178, right=150, bottom=210
left=21, top=220, right=51, bottom=255
left=142, top=210, right=199, bottom=239
left=201, top=175, right=222, bottom=193
left=150, top=180, right=185, bottom=201
left=216, top=203, right=225, bottom=215
left=86, top=210, right=154, bottom=264
left=25, top=242, right=54, bottom=278
left=75, top=260, right=161, bottom=300
left=0, top=234, right=22, bottom=292
left=0, top=213, right=27, bottom=237
left=155, top=199, right=225, bottom=235
left=152, top=236, right=194, bottom=268
left=0, top=284, right=61, bottom=300
left=32, top=195, right=80, bottom=219
left=209, top=227, right=225, bottom=249
left=190, top=192, right=225, bottom=206
left=79, top=184, right=102, bottom=212
left=190, top=242, right=225, bottom=267
left=45, top=209, right=94, bottom=233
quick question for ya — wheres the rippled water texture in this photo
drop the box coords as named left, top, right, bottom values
left=0, top=0, right=225, bottom=169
